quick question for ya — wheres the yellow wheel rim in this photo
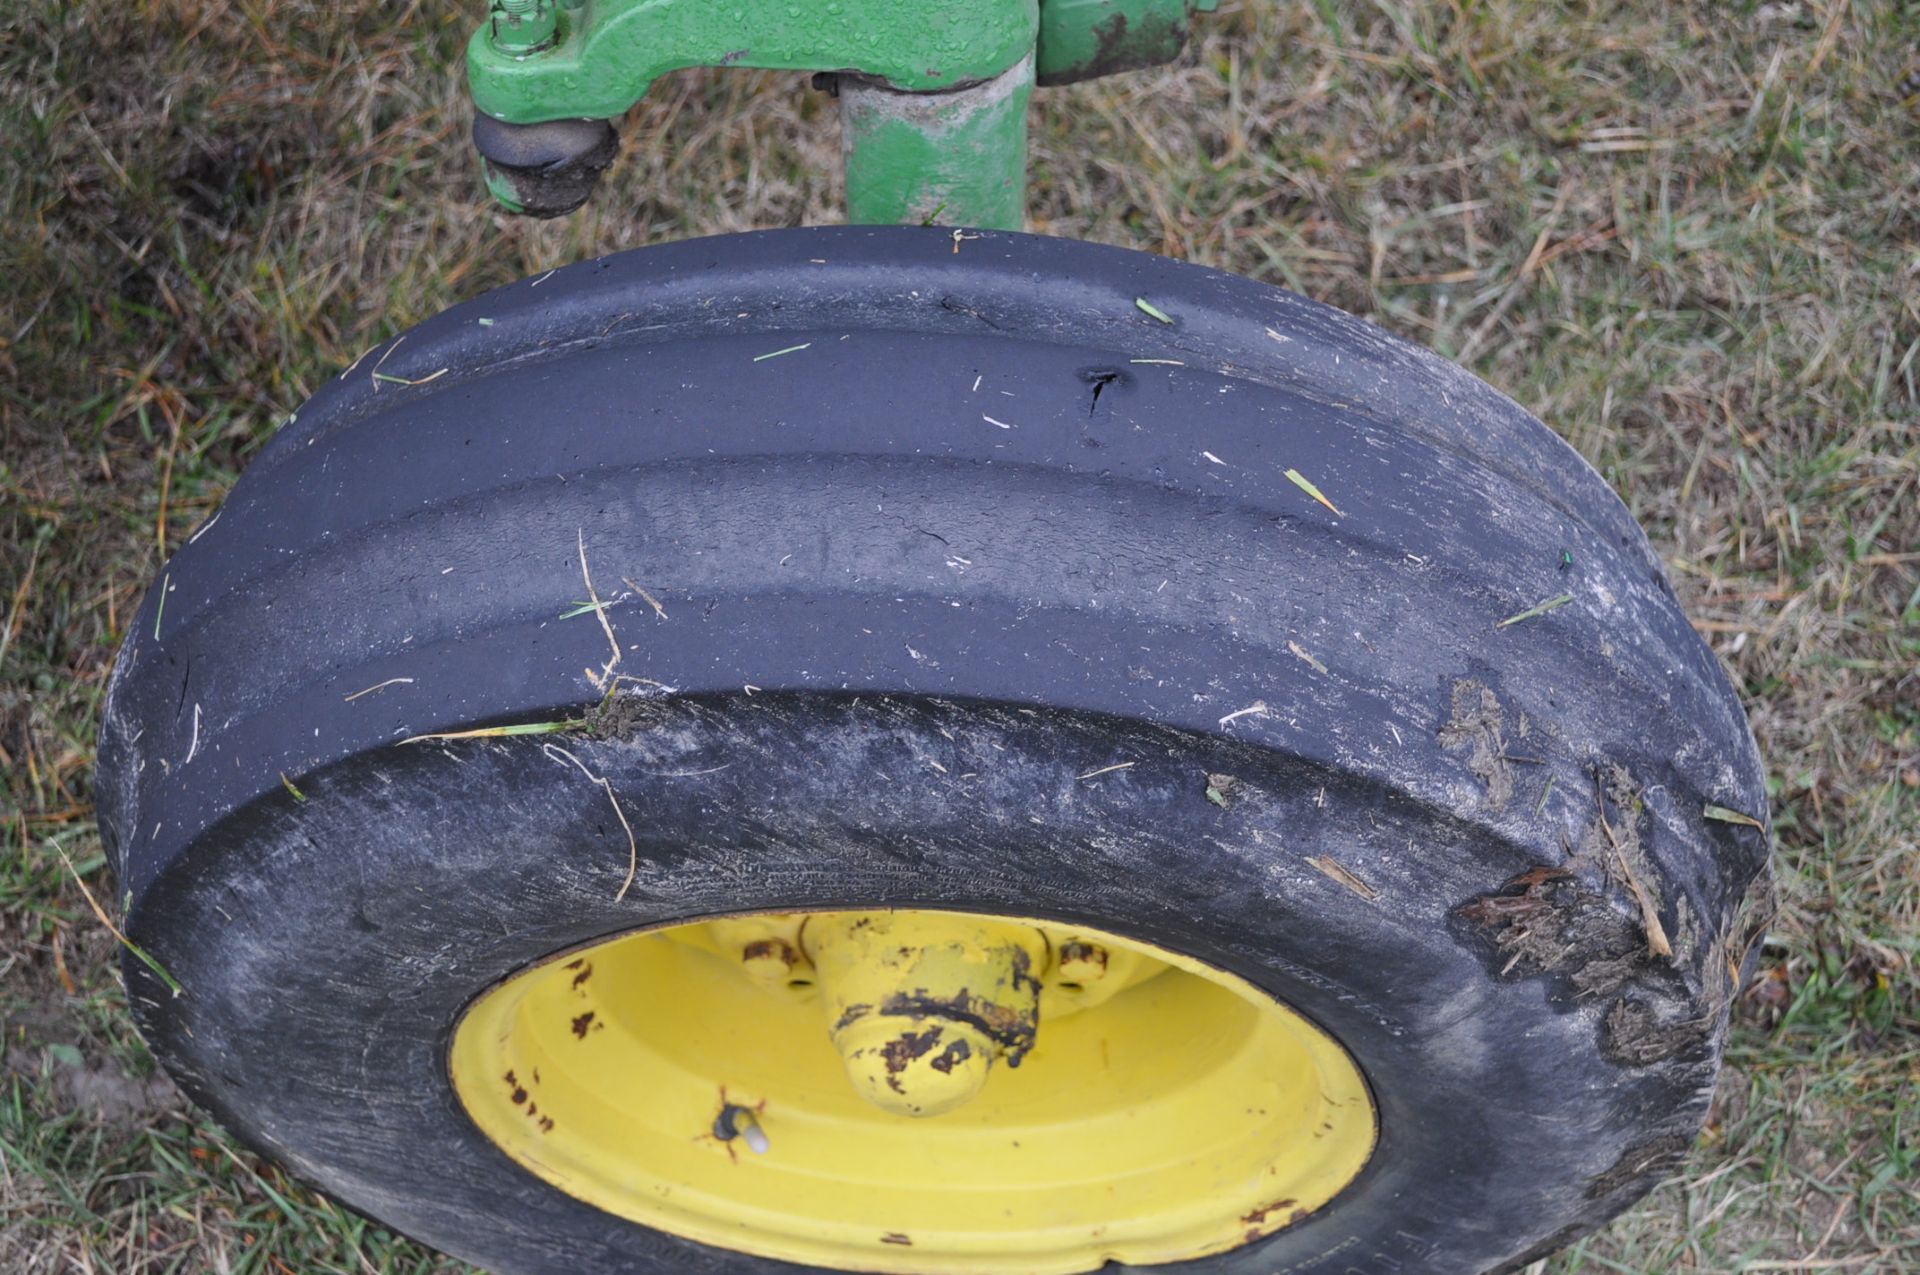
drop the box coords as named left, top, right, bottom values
left=450, top=910, right=1376, bottom=1273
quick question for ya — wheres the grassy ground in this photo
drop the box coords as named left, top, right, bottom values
left=2, top=0, right=1916, bottom=1270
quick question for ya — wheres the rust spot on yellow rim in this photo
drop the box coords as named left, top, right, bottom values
left=449, top=909, right=1376, bottom=1273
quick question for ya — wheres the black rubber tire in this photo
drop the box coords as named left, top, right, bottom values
left=98, top=226, right=1770, bottom=1275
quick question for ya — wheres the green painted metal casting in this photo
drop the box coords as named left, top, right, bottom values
left=466, top=0, right=1213, bottom=229
left=841, top=56, right=1034, bottom=229
left=1036, top=0, right=1212, bottom=86
left=469, top=0, right=1039, bottom=124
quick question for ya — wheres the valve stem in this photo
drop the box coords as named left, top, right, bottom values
left=716, top=1104, right=770, bottom=1155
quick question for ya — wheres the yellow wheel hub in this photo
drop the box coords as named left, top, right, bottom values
left=450, top=909, right=1376, bottom=1273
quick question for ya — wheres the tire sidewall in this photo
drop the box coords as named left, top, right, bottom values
left=131, top=694, right=1708, bottom=1275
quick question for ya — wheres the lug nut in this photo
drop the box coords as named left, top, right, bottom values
left=741, top=938, right=802, bottom=986
left=1056, top=940, right=1110, bottom=987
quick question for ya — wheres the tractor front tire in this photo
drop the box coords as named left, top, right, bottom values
left=99, top=227, right=1770, bottom=1275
